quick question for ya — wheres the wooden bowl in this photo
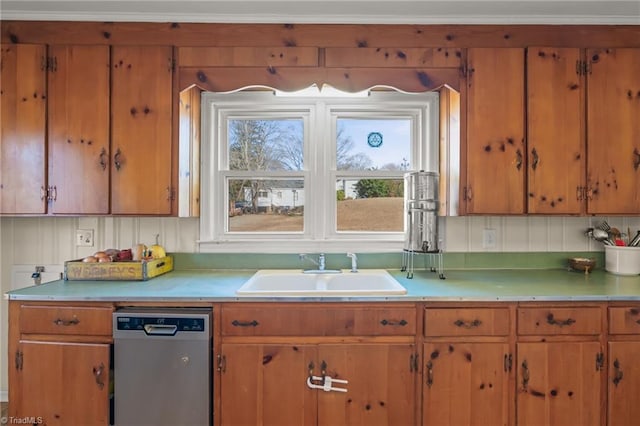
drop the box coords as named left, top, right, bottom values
left=568, top=257, right=596, bottom=274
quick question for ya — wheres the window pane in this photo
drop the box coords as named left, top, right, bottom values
left=336, top=118, right=411, bottom=171
left=336, top=178, right=404, bottom=232
left=228, top=179, right=304, bottom=232
left=228, top=119, right=304, bottom=171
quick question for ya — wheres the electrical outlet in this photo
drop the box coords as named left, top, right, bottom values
left=482, top=229, right=497, bottom=249
left=76, top=229, right=94, bottom=247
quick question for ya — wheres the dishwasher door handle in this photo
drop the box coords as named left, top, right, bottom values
left=144, top=324, right=178, bottom=336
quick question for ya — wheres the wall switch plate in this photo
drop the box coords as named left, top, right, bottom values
left=482, top=229, right=497, bottom=249
left=76, top=229, right=94, bottom=247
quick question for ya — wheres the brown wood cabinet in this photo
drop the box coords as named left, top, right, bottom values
left=464, top=48, right=526, bottom=214
left=527, top=47, right=585, bottom=214
left=9, top=302, right=113, bottom=425
left=527, top=47, right=640, bottom=216
left=47, top=45, right=110, bottom=214
left=8, top=298, right=640, bottom=426
left=607, top=306, right=640, bottom=425
left=422, top=307, right=512, bottom=426
left=516, top=305, right=604, bottom=426
left=219, top=303, right=418, bottom=426
left=586, top=48, right=640, bottom=215
left=0, top=43, right=47, bottom=214
left=111, top=46, right=174, bottom=215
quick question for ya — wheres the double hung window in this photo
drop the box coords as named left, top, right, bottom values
left=199, top=90, right=438, bottom=252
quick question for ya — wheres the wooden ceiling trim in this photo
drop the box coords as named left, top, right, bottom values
left=2, top=22, right=640, bottom=48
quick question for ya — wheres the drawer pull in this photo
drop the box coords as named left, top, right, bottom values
left=521, top=360, right=530, bottom=390
left=546, top=313, right=575, bottom=327
left=53, top=317, right=80, bottom=326
left=612, top=359, right=624, bottom=387
left=453, top=319, right=482, bottom=329
left=92, top=362, right=105, bottom=390
left=380, top=319, right=408, bottom=326
left=231, top=319, right=259, bottom=327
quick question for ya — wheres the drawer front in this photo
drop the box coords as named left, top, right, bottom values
left=20, top=305, right=113, bottom=336
left=221, top=305, right=416, bottom=336
left=609, top=307, right=640, bottom=335
left=424, top=308, right=510, bottom=337
left=517, top=307, right=602, bottom=335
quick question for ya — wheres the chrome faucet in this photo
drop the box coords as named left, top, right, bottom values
left=299, top=253, right=325, bottom=271
left=346, top=253, right=358, bottom=273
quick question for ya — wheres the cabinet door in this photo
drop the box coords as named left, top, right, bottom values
left=423, top=342, right=510, bottom=426
left=517, top=342, right=602, bottom=426
left=220, top=343, right=317, bottom=426
left=466, top=48, right=525, bottom=214
left=608, top=341, right=640, bottom=426
left=48, top=45, right=110, bottom=214
left=587, top=48, right=640, bottom=214
left=111, top=46, right=173, bottom=215
left=318, top=344, right=416, bottom=426
left=527, top=47, right=585, bottom=214
left=16, top=341, right=109, bottom=425
left=0, top=44, right=47, bottom=214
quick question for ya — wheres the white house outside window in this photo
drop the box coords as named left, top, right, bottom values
left=199, top=90, right=439, bottom=253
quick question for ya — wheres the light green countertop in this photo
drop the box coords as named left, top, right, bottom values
left=5, top=268, right=640, bottom=302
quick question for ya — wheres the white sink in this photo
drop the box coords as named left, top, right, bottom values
left=236, top=269, right=407, bottom=297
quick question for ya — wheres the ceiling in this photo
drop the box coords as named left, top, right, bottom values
left=1, top=0, right=639, bottom=24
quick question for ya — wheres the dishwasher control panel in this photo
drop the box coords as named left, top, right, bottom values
left=116, top=315, right=206, bottom=332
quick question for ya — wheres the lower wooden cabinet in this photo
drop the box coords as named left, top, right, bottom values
left=607, top=305, right=640, bottom=426
left=8, top=302, right=113, bottom=426
left=219, top=343, right=417, bottom=425
left=423, top=342, right=510, bottom=426
left=13, top=341, right=110, bottom=425
left=422, top=307, right=512, bottom=426
left=516, top=341, right=602, bottom=426
left=8, top=300, right=640, bottom=426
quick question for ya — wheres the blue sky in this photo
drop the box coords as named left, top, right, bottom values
left=339, top=118, right=411, bottom=169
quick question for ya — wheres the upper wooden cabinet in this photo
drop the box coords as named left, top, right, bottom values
left=47, top=45, right=110, bottom=214
left=111, top=46, right=174, bottom=215
left=464, top=48, right=526, bottom=214
left=587, top=48, right=640, bottom=215
left=527, top=47, right=585, bottom=215
left=0, top=43, right=47, bottom=214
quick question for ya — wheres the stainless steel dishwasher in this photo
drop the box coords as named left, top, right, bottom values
left=113, top=308, right=212, bottom=426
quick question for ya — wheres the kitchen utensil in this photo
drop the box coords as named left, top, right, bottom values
left=568, top=257, right=596, bottom=274
left=592, top=228, right=614, bottom=246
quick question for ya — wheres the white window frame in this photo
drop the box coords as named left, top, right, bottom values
left=199, top=91, right=439, bottom=253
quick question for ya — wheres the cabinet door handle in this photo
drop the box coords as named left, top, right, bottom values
left=515, top=149, right=523, bottom=171
left=521, top=360, right=530, bottom=390
left=99, top=148, right=108, bottom=171
left=453, top=319, right=482, bottom=329
left=633, top=148, right=640, bottom=171
left=426, top=360, right=434, bottom=388
left=114, top=148, right=123, bottom=171
left=612, top=358, right=623, bottom=387
left=546, top=313, right=575, bottom=327
left=53, top=317, right=79, bottom=326
left=92, top=362, right=105, bottom=390
left=380, top=319, right=408, bottom=326
left=231, top=319, right=259, bottom=327
left=531, top=148, right=539, bottom=170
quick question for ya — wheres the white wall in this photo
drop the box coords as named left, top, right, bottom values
left=1, top=214, right=639, bottom=399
